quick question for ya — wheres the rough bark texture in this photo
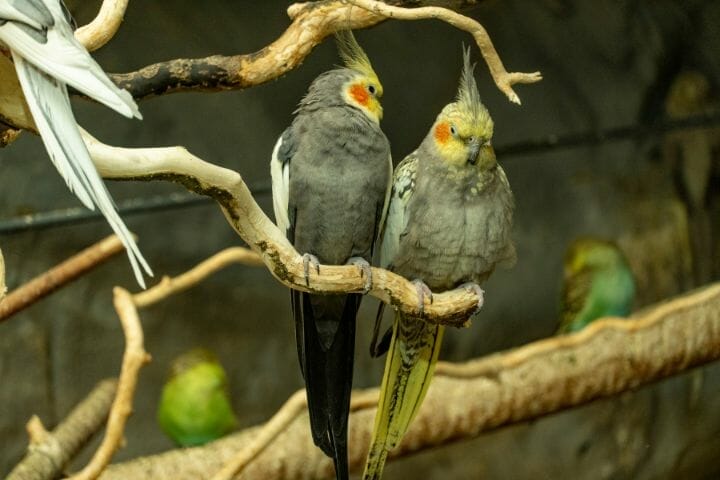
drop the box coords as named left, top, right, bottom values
left=99, top=283, right=720, bottom=479
left=108, top=0, right=484, bottom=100
left=7, top=380, right=117, bottom=480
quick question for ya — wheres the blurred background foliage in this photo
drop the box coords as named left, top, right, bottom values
left=1, top=0, right=719, bottom=478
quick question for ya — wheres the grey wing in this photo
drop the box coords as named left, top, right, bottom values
left=0, top=0, right=53, bottom=28
left=13, top=54, right=151, bottom=287
left=379, top=152, right=418, bottom=269
left=495, top=165, right=517, bottom=269
left=270, top=128, right=295, bottom=237
left=0, top=0, right=140, bottom=119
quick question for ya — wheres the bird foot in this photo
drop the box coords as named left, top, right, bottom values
left=302, top=253, right=320, bottom=287
left=459, top=282, right=485, bottom=313
left=347, top=256, right=372, bottom=293
left=412, top=279, right=434, bottom=317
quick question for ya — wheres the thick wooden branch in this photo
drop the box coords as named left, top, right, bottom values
left=75, top=0, right=130, bottom=52
left=80, top=129, right=479, bottom=326
left=98, top=283, right=720, bottom=479
left=0, top=235, right=127, bottom=323
left=7, top=379, right=118, bottom=480
left=107, top=0, right=531, bottom=103
left=67, top=288, right=152, bottom=480
left=109, top=1, right=376, bottom=99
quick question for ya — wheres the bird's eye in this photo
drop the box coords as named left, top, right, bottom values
left=367, top=84, right=376, bottom=95
left=450, top=125, right=458, bottom=136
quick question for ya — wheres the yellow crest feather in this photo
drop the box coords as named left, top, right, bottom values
left=335, top=30, right=378, bottom=80
left=456, top=46, right=483, bottom=121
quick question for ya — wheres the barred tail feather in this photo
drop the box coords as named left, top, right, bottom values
left=363, top=312, right=444, bottom=480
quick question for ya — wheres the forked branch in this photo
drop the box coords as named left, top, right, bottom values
left=346, top=0, right=542, bottom=103
left=107, top=0, right=538, bottom=104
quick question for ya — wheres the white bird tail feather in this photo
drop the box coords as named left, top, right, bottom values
left=14, top=54, right=152, bottom=287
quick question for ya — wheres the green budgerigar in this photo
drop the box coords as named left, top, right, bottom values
left=157, top=348, right=238, bottom=447
left=363, top=49, right=516, bottom=480
left=557, top=238, right=636, bottom=334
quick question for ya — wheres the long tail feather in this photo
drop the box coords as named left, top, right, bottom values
left=296, top=292, right=359, bottom=480
left=13, top=55, right=152, bottom=287
left=363, top=312, right=444, bottom=480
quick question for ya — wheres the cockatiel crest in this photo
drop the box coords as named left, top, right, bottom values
left=336, top=30, right=384, bottom=122
left=432, top=47, right=494, bottom=168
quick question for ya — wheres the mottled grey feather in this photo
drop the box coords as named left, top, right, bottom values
left=384, top=136, right=515, bottom=291
left=379, top=153, right=418, bottom=269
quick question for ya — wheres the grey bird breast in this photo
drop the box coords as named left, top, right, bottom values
left=290, top=106, right=390, bottom=264
left=392, top=164, right=516, bottom=291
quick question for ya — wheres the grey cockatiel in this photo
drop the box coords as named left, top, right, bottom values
left=0, top=0, right=151, bottom=286
left=363, top=49, right=516, bottom=480
left=270, top=31, right=391, bottom=480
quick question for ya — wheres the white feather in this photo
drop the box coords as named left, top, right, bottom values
left=270, top=135, right=290, bottom=236
left=0, top=4, right=44, bottom=29
left=13, top=54, right=151, bottom=288
left=1, top=0, right=150, bottom=287
left=0, top=0, right=141, bottom=119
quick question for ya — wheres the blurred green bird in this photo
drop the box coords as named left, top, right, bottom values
left=157, top=348, right=238, bottom=447
left=558, top=238, right=636, bottom=334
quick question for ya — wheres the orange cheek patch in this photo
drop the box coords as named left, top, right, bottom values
left=349, top=83, right=369, bottom=106
left=434, top=122, right=450, bottom=144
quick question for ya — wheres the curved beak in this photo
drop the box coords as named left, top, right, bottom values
left=467, top=138, right=481, bottom=165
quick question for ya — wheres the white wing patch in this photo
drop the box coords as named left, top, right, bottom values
left=379, top=153, right=418, bottom=269
left=270, top=135, right=290, bottom=236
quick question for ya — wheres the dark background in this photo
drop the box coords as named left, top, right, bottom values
left=1, top=1, right=719, bottom=478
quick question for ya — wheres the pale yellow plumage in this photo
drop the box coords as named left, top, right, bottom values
left=363, top=47, right=514, bottom=480
left=364, top=315, right=444, bottom=479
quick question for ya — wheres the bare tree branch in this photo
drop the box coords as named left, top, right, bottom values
left=209, top=390, right=309, bottom=480
left=107, top=0, right=537, bottom=104
left=75, top=0, right=130, bottom=52
left=346, top=0, right=542, bottom=104
left=0, top=235, right=127, bottom=323
left=107, top=1, right=378, bottom=100
left=98, top=283, right=720, bottom=479
left=133, top=247, right=264, bottom=309
left=7, top=379, right=118, bottom=480
left=67, top=288, right=152, bottom=480
left=80, top=129, right=481, bottom=326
